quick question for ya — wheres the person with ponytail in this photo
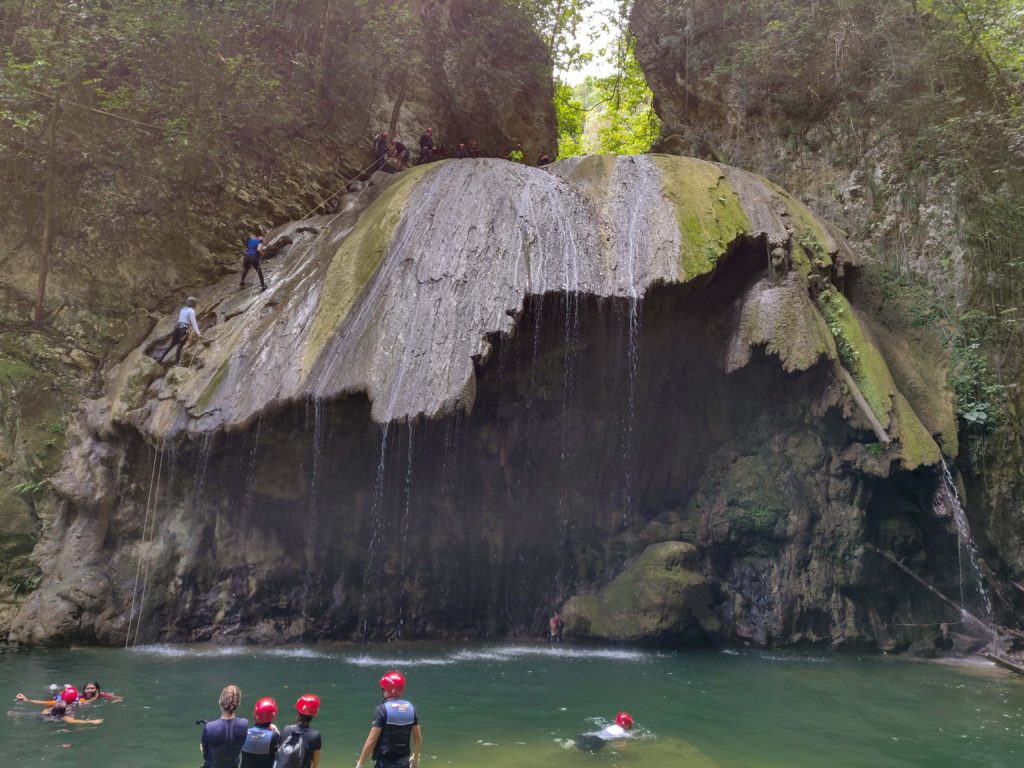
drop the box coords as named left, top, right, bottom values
left=200, top=684, right=249, bottom=768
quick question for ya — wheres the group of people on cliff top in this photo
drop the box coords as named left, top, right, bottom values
left=372, top=126, right=552, bottom=172
left=14, top=681, right=121, bottom=725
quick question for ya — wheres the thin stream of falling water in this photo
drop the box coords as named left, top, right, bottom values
left=937, top=461, right=995, bottom=637
left=299, top=398, right=325, bottom=637
left=360, top=422, right=392, bottom=637
left=242, top=417, right=262, bottom=513
left=191, top=433, right=213, bottom=503
left=620, top=179, right=646, bottom=529
left=396, top=424, right=415, bottom=639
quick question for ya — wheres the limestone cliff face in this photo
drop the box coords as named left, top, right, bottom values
left=0, top=0, right=556, bottom=634
left=8, top=156, right=963, bottom=649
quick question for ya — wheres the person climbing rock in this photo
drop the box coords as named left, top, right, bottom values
left=537, top=151, right=551, bottom=167
left=548, top=611, right=564, bottom=643
left=456, top=143, right=469, bottom=159
left=934, top=622, right=955, bottom=652
left=156, top=296, right=201, bottom=365
left=419, top=127, right=435, bottom=164
left=391, top=139, right=411, bottom=170
left=373, top=131, right=391, bottom=169
left=200, top=685, right=248, bottom=768
left=574, top=712, right=634, bottom=752
left=508, top=143, right=524, bottom=163
left=241, top=697, right=281, bottom=768
left=278, top=694, right=323, bottom=768
left=356, top=671, right=422, bottom=768
left=241, top=234, right=267, bottom=291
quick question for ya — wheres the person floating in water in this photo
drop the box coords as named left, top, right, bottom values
left=156, top=296, right=201, bottom=365
left=549, top=611, right=564, bottom=643
left=357, top=671, right=422, bottom=768
left=241, top=234, right=267, bottom=291
left=78, top=680, right=123, bottom=704
left=574, top=712, right=634, bottom=752
left=200, top=684, right=249, bottom=768
left=241, top=697, right=281, bottom=768
left=16, top=687, right=102, bottom=725
left=278, top=694, right=323, bottom=768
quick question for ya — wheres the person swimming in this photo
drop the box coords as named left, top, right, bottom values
left=78, top=681, right=123, bottom=704
left=17, top=687, right=103, bottom=725
left=574, top=712, right=634, bottom=752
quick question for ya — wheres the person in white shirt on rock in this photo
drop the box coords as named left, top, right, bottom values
left=157, top=296, right=201, bottom=365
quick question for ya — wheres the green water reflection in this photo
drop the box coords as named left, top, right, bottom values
left=2, top=644, right=1022, bottom=767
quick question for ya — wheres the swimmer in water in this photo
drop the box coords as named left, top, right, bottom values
left=78, top=681, right=123, bottom=704
left=574, top=712, right=634, bottom=752
left=17, top=687, right=102, bottom=725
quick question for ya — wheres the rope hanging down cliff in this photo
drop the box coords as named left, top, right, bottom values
left=123, top=439, right=165, bottom=648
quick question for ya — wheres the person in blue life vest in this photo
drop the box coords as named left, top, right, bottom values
left=156, top=296, right=201, bottom=365
left=241, top=234, right=267, bottom=291
left=200, top=684, right=249, bottom=768
left=241, top=697, right=281, bottom=768
left=356, top=671, right=422, bottom=768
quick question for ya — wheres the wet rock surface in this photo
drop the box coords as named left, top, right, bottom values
left=8, top=156, right=961, bottom=648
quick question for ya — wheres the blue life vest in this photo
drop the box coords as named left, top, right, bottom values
left=242, top=725, right=275, bottom=755
left=245, top=237, right=262, bottom=257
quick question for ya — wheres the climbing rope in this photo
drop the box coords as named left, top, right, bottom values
left=295, top=155, right=387, bottom=223
left=131, top=438, right=165, bottom=648
left=123, top=438, right=164, bottom=649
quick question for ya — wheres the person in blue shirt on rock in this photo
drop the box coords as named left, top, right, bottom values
left=241, top=234, right=267, bottom=291
left=356, top=671, right=422, bottom=768
left=200, top=684, right=249, bottom=768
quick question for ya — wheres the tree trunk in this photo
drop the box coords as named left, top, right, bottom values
left=34, top=95, right=59, bottom=329
left=387, top=73, right=409, bottom=138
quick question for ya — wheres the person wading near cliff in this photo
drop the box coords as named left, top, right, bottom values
left=200, top=684, right=248, bottom=768
left=574, top=712, right=634, bottom=752
left=548, top=611, right=564, bottom=643
left=241, top=697, right=281, bottom=768
left=418, top=127, right=435, bottom=164
left=241, top=234, right=267, bottom=291
left=356, top=671, right=422, bottom=768
left=277, top=694, right=323, bottom=768
left=156, top=296, right=201, bottom=365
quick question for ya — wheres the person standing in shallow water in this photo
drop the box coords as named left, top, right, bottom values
left=156, top=296, right=201, bottom=365
left=549, top=611, right=564, bottom=643
left=357, top=671, right=422, bottom=768
left=200, top=684, right=249, bottom=768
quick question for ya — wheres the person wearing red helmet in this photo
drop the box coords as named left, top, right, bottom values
left=356, top=671, right=422, bottom=768
left=277, top=694, right=323, bottom=768
left=200, top=684, right=249, bottom=768
left=14, top=686, right=102, bottom=725
left=241, top=697, right=281, bottom=768
left=574, top=711, right=635, bottom=752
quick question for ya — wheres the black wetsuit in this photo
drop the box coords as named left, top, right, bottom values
left=456, top=146, right=469, bottom=158
left=278, top=723, right=322, bottom=768
left=372, top=699, right=418, bottom=768
left=419, top=133, right=434, bottom=164
left=393, top=141, right=410, bottom=164
left=201, top=717, right=249, bottom=768
left=934, top=633, right=954, bottom=651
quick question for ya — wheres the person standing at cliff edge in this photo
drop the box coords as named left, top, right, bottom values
left=356, top=671, right=422, bottom=768
left=240, top=234, right=266, bottom=291
left=418, top=127, right=435, bottom=164
left=156, top=296, right=201, bottom=365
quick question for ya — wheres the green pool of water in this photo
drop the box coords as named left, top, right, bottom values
left=2, top=643, right=1022, bottom=767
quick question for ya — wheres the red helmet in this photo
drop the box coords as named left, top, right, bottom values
left=380, top=671, right=406, bottom=697
left=616, top=711, right=634, bottom=730
left=254, top=697, right=277, bottom=723
left=296, top=694, right=320, bottom=717
left=426, top=127, right=434, bottom=133
left=60, top=687, right=79, bottom=703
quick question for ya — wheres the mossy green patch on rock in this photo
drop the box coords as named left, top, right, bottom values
left=817, top=288, right=894, bottom=427
left=302, top=165, right=434, bottom=374
left=891, top=391, right=942, bottom=470
left=652, top=155, right=751, bottom=281
left=562, top=541, right=721, bottom=642
left=764, top=180, right=834, bottom=272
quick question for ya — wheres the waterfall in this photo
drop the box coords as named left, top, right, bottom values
left=934, top=461, right=995, bottom=637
